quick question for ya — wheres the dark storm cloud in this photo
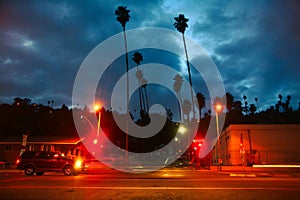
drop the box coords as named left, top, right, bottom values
left=193, top=0, right=300, bottom=109
left=0, top=0, right=172, bottom=106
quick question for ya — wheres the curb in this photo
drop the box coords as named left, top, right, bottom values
left=229, top=172, right=300, bottom=178
left=230, top=173, right=256, bottom=177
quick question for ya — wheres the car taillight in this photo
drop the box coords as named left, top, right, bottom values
left=16, top=159, right=20, bottom=165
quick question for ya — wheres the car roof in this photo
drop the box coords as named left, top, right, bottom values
left=20, top=151, right=62, bottom=158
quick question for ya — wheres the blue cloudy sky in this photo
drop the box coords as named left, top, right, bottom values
left=0, top=0, right=299, bottom=114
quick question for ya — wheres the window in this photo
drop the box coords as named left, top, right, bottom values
left=5, top=145, right=12, bottom=150
left=35, top=152, right=52, bottom=159
left=21, top=151, right=37, bottom=159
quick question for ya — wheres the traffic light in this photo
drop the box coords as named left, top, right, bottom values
left=192, top=139, right=203, bottom=151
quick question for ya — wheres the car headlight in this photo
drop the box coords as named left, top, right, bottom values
left=74, top=159, right=83, bottom=168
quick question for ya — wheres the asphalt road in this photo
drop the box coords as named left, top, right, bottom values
left=0, top=169, right=300, bottom=200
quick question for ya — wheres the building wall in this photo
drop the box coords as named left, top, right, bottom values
left=214, top=124, right=300, bottom=166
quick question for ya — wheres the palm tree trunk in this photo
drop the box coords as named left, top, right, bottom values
left=136, top=66, right=143, bottom=114
left=182, top=33, right=196, bottom=122
left=141, top=85, right=146, bottom=112
left=123, top=26, right=129, bottom=162
left=144, top=86, right=149, bottom=112
left=138, top=86, right=143, bottom=112
left=177, top=92, right=183, bottom=122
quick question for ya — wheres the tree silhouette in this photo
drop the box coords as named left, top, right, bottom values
left=133, top=52, right=144, bottom=115
left=196, top=92, right=205, bottom=119
left=182, top=99, right=192, bottom=122
left=115, top=5, right=130, bottom=160
left=140, top=77, right=149, bottom=113
left=173, top=74, right=183, bottom=121
left=277, top=94, right=283, bottom=112
left=243, top=95, right=249, bottom=115
left=174, top=14, right=195, bottom=121
left=224, top=92, right=234, bottom=112
left=284, top=95, right=292, bottom=112
left=254, top=97, right=260, bottom=112
left=249, top=104, right=257, bottom=115
left=233, top=100, right=242, bottom=110
left=115, top=6, right=131, bottom=111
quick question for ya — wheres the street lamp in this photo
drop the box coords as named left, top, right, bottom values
left=94, top=104, right=102, bottom=144
left=178, top=125, right=187, bottom=135
left=214, top=102, right=224, bottom=171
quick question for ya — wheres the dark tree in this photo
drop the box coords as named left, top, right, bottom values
left=174, top=14, right=195, bottom=121
left=133, top=52, right=144, bottom=114
left=173, top=74, right=183, bottom=121
left=196, top=92, right=205, bottom=119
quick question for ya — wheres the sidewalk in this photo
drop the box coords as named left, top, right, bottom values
left=209, top=165, right=300, bottom=178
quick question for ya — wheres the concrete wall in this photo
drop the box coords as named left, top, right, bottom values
left=214, top=124, right=300, bottom=166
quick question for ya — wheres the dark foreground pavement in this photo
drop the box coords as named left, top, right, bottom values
left=0, top=168, right=300, bottom=200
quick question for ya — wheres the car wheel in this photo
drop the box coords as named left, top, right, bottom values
left=24, top=165, right=35, bottom=176
left=36, top=172, right=45, bottom=176
left=63, top=165, right=73, bottom=176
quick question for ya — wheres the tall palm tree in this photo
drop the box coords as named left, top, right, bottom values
left=284, top=95, right=292, bottom=112
left=173, top=74, right=183, bottom=121
left=174, top=14, right=195, bottom=121
left=115, top=5, right=130, bottom=158
left=115, top=6, right=131, bottom=109
left=243, top=95, right=248, bottom=115
left=140, top=77, right=149, bottom=113
left=135, top=69, right=145, bottom=110
left=132, top=52, right=144, bottom=114
left=196, top=92, right=205, bottom=119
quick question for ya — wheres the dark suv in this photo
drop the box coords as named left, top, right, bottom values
left=16, top=151, right=85, bottom=176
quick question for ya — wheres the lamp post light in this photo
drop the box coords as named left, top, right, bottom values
left=214, top=102, right=224, bottom=171
left=178, top=125, right=187, bottom=135
left=93, top=104, right=102, bottom=144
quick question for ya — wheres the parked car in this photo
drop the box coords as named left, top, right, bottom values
left=16, top=151, right=85, bottom=176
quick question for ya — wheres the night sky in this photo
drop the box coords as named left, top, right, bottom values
left=1, top=0, right=299, bottom=114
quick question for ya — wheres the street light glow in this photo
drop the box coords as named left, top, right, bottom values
left=214, top=103, right=223, bottom=113
left=94, top=104, right=101, bottom=111
left=178, top=125, right=187, bottom=134
left=93, top=138, right=98, bottom=144
left=213, top=102, right=224, bottom=171
left=94, top=103, right=102, bottom=138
